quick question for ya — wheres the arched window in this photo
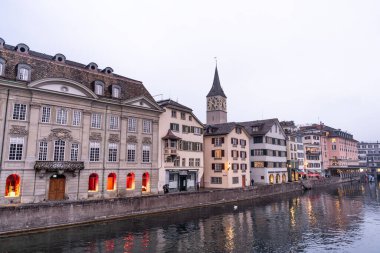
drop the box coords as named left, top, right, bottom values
left=5, top=174, right=20, bottom=197
left=107, top=173, right=116, bottom=191
left=269, top=174, right=274, bottom=184
left=276, top=174, right=280, bottom=184
left=282, top=174, right=287, bottom=183
left=88, top=173, right=99, bottom=192
left=142, top=173, right=150, bottom=192
left=126, top=173, right=135, bottom=190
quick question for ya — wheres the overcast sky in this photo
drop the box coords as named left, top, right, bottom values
left=1, top=0, right=379, bottom=141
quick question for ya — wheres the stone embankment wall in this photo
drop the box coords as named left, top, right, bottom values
left=0, top=178, right=352, bottom=236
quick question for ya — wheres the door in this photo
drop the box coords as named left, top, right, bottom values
left=179, top=175, right=187, bottom=191
left=242, top=175, right=246, bottom=188
left=48, top=175, right=66, bottom=200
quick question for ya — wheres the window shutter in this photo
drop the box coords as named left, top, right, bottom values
left=251, top=150, right=254, bottom=156
left=222, top=163, right=225, bottom=170
left=212, top=150, right=215, bottom=157
left=212, top=164, right=215, bottom=170
left=231, top=150, right=233, bottom=157
left=212, top=138, right=215, bottom=144
left=221, top=137, right=224, bottom=144
left=221, top=150, right=225, bottom=157
left=190, top=126, right=194, bottom=133
left=231, top=138, right=233, bottom=144
left=240, top=151, right=242, bottom=158
left=263, top=149, right=267, bottom=156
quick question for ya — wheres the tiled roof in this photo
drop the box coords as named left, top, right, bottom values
left=204, top=122, right=244, bottom=136
left=206, top=67, right=227, bottom=98
left=238, top=118, right=279, bottom=136
left=156, top=99, right=193, bottom=113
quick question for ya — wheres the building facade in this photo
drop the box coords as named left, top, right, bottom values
left=0, top=39, right=162, bottom=204
left=157, top=99, right=204, bottom=192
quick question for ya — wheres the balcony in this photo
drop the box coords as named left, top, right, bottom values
left=34, top=161, right=84, bottom=177
left=164, top=148, right=178, bottom=156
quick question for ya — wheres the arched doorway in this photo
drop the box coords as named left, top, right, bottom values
left=276, top=174, right=280, bottom=184
left=269, top=174, right=274, bottom=184
left=5, top=174, right=20, bottom=197
left=48, top=174, right=66, bottom=200
left=107, top=173, right=117, bottom=191
left=282, top=174, right=286, bottom=183
left=126, top=173, right=135, bottom=190
left=88, top=173, right=99, bottom=192
left=142, top=173, right=150, bottom=192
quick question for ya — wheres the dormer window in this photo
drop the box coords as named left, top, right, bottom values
left=53, top=53, right=66, bottom=63
left=0, top=38, right=4, bottom=48
left=93, top=81, right=104, bottom=96
left=87, top=62, right=98, bottom=71
left=17, top=64, right=31, bottom=81
left=15, top=43, right=29, bottom=54
left=102, top=67, right=114, bottom=74
left=0, top=58, right=5, bottom=76
left=112, top=85, right=121, bottom=98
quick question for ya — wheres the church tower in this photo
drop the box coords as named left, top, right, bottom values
left=206, top=66, right=227, bottom=124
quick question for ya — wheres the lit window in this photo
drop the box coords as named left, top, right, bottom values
left=56, top=108, right=67, bottom=125
left=88, top=173, right=99, bottom=192
left=126, top=173, right=135, bottom=190
left=142, top=120, right=152, bottom=133
left=112, top=86, right=120, bottom=98
left=9, top=137, right=24, bottom=160
left=41, top=106, right=51, bottom=123
left=72, top=110, right=81, bottom=126
left=89, top=142, right=100, bottom=162
left=107, top=173, right=116, bottom=191
left=127, top=144, right=136, bottom=162
left=5, top=174, right=20, bottom=197
left=142, top=173, right=150, bottom=192
left=108, top=143, right=118, bottom=162
left=71, top=143, right=79, bottom=161
left=12, top=103, right=27, bottom=120
left=128, top=118, right=137, bottom=132
left=53, top=140, right=65, bottom=161
left=38, top=141, right=48, bottom=161
left=91, top=113, right=101, bottom=128
left=142, top=145, right=150, bottom=163
left=109, top=115, right=119, bottom=130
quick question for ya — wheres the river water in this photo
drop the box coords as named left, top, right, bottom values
left=1, top=182, right=380, bottom=253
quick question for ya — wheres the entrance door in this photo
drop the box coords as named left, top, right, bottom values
left=242, top=175, right=246, bottom=188
left=48, top=175, right=66, bottom=200
left=179, top=175, right=187, bottom=191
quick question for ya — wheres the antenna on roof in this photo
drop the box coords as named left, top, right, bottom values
left=152, top=94, right=163, bottom=101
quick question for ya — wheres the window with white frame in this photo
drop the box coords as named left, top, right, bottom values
left=142, top=120, right=152, bottom=134
left=189, top=158, right=195, bottom=167
left=72, top=110, right=81, bottom=126
left=41, top=106, right=51, bottom=123
left=53, top=140, right=65, bottom=161
left=38, top=141, right=48, bottom=161
left=112, top=86, right=120, bottom=98
left=12, top=104, right=27, bottom=120
left=18, top=68, right=30, bottom=81
left=142, top=145, right=150, bottom=163
left=90, top=142, right=100, bottom=162
left=128, top=118, right=137, bottom=132
left=211, top=177, right=222, bottom=184
left=108, top=143, right=118, bottom=162
left=91, top=113, right=101, bottom=129
left=109, top=115, right=119, bottom=130
left=9, top=137, right=24, bottom=160
left=195, top=158, right=200, bottom=167
left=194, top=127, right=202, bottom=135
left=94, top=81, right=104, bottom=95
left=70, top=143, right=79, bottom=161
left=56, top=108, right=68, bottom=125
left=0, top=58, right=4, bottom=76
left=127, top=144, right=136, bottom=162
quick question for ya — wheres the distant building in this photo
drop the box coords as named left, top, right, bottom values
left=206, top=67, right=227, bottom=125
left=357, top=142, right=380, bottom=175
left=157, top=99, right=204, bottom=192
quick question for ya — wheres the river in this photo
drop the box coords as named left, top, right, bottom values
left=1, top=182, right=379, bottom=253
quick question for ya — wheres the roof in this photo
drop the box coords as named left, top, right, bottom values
left=162, top=129, right=181, bottom=140
left=157, top=99, right=193, bottom=113
left=206, top=67, right=227, bottom=98
left=204, top=122, right=247, bottom=136
left=238, top=118, right=280, bottom=136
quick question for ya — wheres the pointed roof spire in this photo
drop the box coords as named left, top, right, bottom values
left=206, top=66, right=227, bottom=98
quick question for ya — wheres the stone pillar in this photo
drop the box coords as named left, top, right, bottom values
left=151, top=119, right=159, bottom=194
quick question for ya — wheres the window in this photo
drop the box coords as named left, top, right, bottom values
left=91, top=113, right=101, bottom=128
left=94, top=81, right=104, bottom=95
left=253, top=136, right=263, bottom=143
left=128, top=118, right=137, bottom=132
left=231, top=150, right=239, bottom=159
left=109, top=115, right=119, bottom=130
left=0, top=58, right=5, bottom=76
left=142, top=145, right=150, bottom=163
left=9, top=137, right=24, bottom=160
left=211, top=177, right=222, bottom=184
left=5, top=174, right=20, bottom=197
left=212, top=137, right=224, bottom=146
left=236, top=127, right=242, bottom=134
left=194, top=127, right=202, bottom=135
left=18, top=67, right=30, bottom=81
left=53, top=140, right=65, bottom=161
left=56, top=108, right=68, bottom=125
left=108, top=143, right=118, bottom=162
left=12, top=104, right=27, bottom=120
left=212, top=163, right=224, bottom=172
left=142, top=120, right=152, bottom=133
left=182, top=158, right=186, bottom=166
left=241, top=164, right=247, bottom=171
left=189, top=115, right=193, bottom=121
left=189, top=158, right=194, bottom=167
left=38, top=142, right=48, bottom=161
left=195, top=158, right=200, bottom=167
left=112, top=86, right=121, bottom=98
left=240, top=151, right=247, bottom=159
left=107, top=173, right=116, bottom=191
left=240, top=139, right=246, bottom=147
left=41, top=106, right=51, bottom=123
left=212, top=149, right=224, bottom=159
left=171, top=110, right=177, bottom=118
left=181, top=112, right=186, bottom=120
left=72, top=110, right=81, bottom=126
left=127, top=144, right=136, bottom=162
left=170, top=123, right=180, bottom=132
left=126, top=173, right=135, bottom=190
left=142, top=173, right=150, bottom=192
left=232, top=177, right=239, bottom=184
left=332, top=145, right=337, bottom=150
left=232, top=163, right=239, bottom=171
left=71, top=143, right=79, bottom=161
left=231, top=138, right=238, bottom=146
left=88, top=173, right=99, bottom=192
left=90, top=142, right=100, bottom=162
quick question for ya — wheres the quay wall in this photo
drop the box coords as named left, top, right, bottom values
left=0, top=178, right=352, bottom=236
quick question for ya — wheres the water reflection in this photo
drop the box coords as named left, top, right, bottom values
left=0, top=182, right=379, bottom=253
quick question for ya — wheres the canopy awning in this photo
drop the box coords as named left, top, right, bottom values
left=162, top=129, right=181, bottom=140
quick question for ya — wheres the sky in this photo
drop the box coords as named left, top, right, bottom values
left=1, top=0, right=379, bottom=142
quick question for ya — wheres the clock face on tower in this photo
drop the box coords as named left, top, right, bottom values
left=207, top=97, right=226, bottom=111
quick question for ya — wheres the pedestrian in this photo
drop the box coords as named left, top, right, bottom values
left=251, top=179, right=254, bottom=187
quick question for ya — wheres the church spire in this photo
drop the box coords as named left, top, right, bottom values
left=206, top=66, right=227, bottom=98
